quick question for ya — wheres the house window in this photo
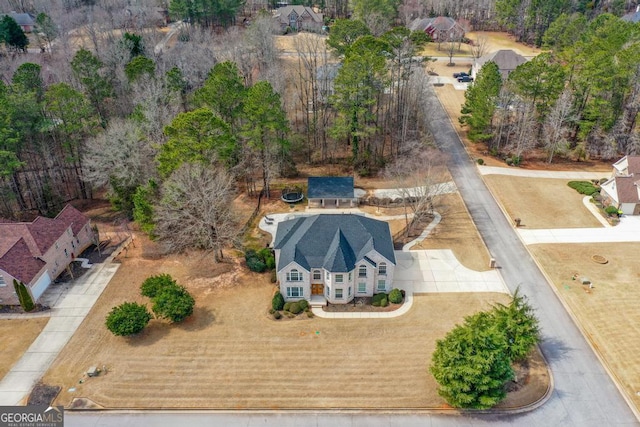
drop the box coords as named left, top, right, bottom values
left=325, top=285, right=330, bottom=297
left=335, top=274, right=344, bottom=283
left=0, top=275, right=5, bottom=287
left=348, top=286, right=352, bottom=296
left=313, top=270, right=322, bottom=281
left=348, top=272, right=352, bottom=281
left=379, top=263, right=387, bottom=276
left=287, top=286, right=303, bottom=298
left=286, top=269, right=302, bottom=282
left=358, top=282, right=366, bottom=293
left=358, top=265, right=367, bottom=278
left=55, top=242, right=59, bottom=249
left=335, top=288, right=343, bottom=299
left=377, top=279, right=386, bottom=292
left=64, top=248, right=69, bottom=258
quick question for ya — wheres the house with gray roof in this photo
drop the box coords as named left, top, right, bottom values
left=307, top=176, right=358, bottom=208
left=274, top=5, right=323, bottom=33
left=600, top=155, right=640, bottom=215
left=273, top=214, right=396, bottom=304
left=5, top=12, right=36, bottom=32
left=472, top=49, right=528, bottom=80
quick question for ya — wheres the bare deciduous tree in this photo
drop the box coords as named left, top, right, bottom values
left=154, top=163, right=239, bottom=262
left=471, top=33, right=489, bottom=58
left=384, top=142, right=449, bottom=237
left=543, top=89, right=574, bottom=163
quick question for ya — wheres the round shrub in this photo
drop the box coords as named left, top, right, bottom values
left=307, top=311, right=314, bottom=318
left=476, top=158, right=484, bottom=165
left=288, top=302, right=303, bottom=315
left=141, top=274, right=178, bottom=298
left=379, top=296, right=389, bottom=307
left=283, top=302, right=292, bottom=312
left=106, top=302, right=152, bottom=336
left=246, top=257, right=266, bottom=272
left=389, top=288, right=403, bottom=304
left=151, top=286, right=195, bottom=323
left=298, top=299, right=309, bottom=311
left=273, top=311, right=282, bottom=320
left=604, top=206, right=619, bottom=216
left=372, top=293, right=388, bottom=307
left=272, top=292, right=285, bottom=311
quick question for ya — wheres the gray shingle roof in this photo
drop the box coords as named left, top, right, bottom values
left=307, top=176, right=354, bottom=199
left=274, top=214, right=395, bottom=272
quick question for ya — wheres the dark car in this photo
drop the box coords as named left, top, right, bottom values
left=457, top=75, right=474, bottom=83
left=453, top=71, right=469, bottom=78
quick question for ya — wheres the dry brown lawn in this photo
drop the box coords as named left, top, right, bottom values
left=421, top=31, right=543, bottom=59
left=483, top=176, right=604, bottom=229
left=529, top=243, right=640, bottom=410
left=411, top=192, right=490, bottom=272
left=0, top=318, right=49, bottom=379
left=42, top=235, right=546, bottom=409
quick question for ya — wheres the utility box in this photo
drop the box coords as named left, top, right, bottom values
left=87, top=366, right=98, bottom=377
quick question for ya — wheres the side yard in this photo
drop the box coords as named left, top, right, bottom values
left=0, top=318, right=49, bottom=379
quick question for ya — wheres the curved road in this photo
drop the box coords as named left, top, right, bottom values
left=67, top=89, right=638, bottom=427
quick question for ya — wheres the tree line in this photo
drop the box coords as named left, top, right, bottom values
left=460, top=12, right=640, bottom=164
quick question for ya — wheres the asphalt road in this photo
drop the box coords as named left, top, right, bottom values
left=423, top=84, right=639, bottom=426
left=66, top=86, right=639, bottom=427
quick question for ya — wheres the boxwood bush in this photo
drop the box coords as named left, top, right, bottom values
left=287, top=302, right=303, bottom=314
left=372, top=293, right=388, bottom=307
left=298, top=299, right=309, bottom=311
left=604, top=205, right=619, bottom=216
left=389, top=288, right=403, bottom=304
left=568, top=181, right=599, bottom=196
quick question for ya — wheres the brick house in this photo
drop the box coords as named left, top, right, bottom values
left=0, top=205, right=94, bottom=305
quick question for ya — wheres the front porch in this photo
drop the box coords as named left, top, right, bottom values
left=310, top=294, right=327, bottom=308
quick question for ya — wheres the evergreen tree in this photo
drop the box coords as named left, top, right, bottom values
left=0, top=16, right=28, bottom=52
left=459, top=61, right=502, bottom=142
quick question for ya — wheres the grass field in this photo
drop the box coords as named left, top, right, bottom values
left=0, top=318, right=49, bottom=379
left=483, top=176, right=605, bottom=229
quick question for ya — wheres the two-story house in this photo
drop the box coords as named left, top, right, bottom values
left=0, top=205, right=94, bottom=305
left=273, top=214, right=396, bottom=305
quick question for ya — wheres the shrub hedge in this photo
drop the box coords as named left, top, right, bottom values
left=372, top=293, right=388, bottom=307
left=604, top=205, right=619, bottom=215
left=568, top=181, right=599, bottom=196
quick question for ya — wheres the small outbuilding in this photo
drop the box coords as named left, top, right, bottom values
left=307, top=176, right=358, bottom=208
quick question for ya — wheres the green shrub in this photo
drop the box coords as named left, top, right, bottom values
left=106, top=302, right=151, bottom=336
left=477, top=158, right=484, bottom=165
left=273, top=311, right=282, bottom=320
left=13, top=279, right=35, bottom=312
left=307, top=311, right=314, bottom=318
left=269, top=308, right=275, bottom=314
left=389, top=288, right=403, bottom=304
left=283, top=302, right=291, bottom=312
left=151, top=286, right=195, bottom=323
left=604, top=206, right=619, bottom=216
left=372, top=293, right=388, bottom=307
left=568, top=181, right=599, bottom=196
left=298, top=299, right=309, bottom=310
left=272, top=292, right=285, bottom=311
left=141, top=274, right=178, bottom=298
left=270, top=270, right=277, bottom=283
left=380, top=296, right=389, bottom=307
left=288, top=302, right=303, bottom=314
left=246, top=257, right=266, bottom=272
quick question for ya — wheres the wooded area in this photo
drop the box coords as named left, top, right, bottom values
left=0, top=0, right=638, bottom=248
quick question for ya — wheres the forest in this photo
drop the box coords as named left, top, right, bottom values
left=0, top=0, right=638, bottom=253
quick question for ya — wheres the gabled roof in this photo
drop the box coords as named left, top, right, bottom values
left=8, top=12, right=35, bottom=26
left=475, top=50, right=527, bottom=74
left=614, top=176, right=640, bottom=204
left=56, top=204, right=90, bottom=235
left=274, top=6, right=322, bottom=24
left=307, top=176, right=354, bottom=199
left=408, top=16, right=463, bottom=33
left=0, top=238, right=45, bottom=284
left=274, top=214, right=396, bottom=272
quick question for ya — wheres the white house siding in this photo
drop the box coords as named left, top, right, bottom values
left=278, top=261, right=311, bottom=302
left=600, top=179, right=618, bottom=205
left=620, top=203, right=637, bottom=215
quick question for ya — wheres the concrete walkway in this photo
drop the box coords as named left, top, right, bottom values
left=0, top=239, right=130, bottom=405
left=371, top=181, right=457, bottom=200
left=517, top=214, right=640, bottom=244
left=478, top=165, right=608, bottom=180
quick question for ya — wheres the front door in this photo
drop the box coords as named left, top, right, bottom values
left=311, top=283, right=324, bottom=295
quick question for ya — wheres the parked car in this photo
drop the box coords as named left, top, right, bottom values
left=457, top=75, right=474, bottom=83
left=453, top=71, right=469, bottom=78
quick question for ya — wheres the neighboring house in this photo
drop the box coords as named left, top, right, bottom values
left=622, top=5, right=640, bottom=23
left=472, top=49, right=527, bottom=80
left=307, top=176, right=358, bottom=208
left=317, top=63, right=341, bottom=104
left=6, top=12, right=36, bottom=32
left=274, top=5, right=323, bottom=32
left=273, top=214, right=396, bottom=304
left=0, top=205, right=94, bottom=305
left=408, top=16, right=466, bottom=42
left=600, top=155, right=640, bottom=215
